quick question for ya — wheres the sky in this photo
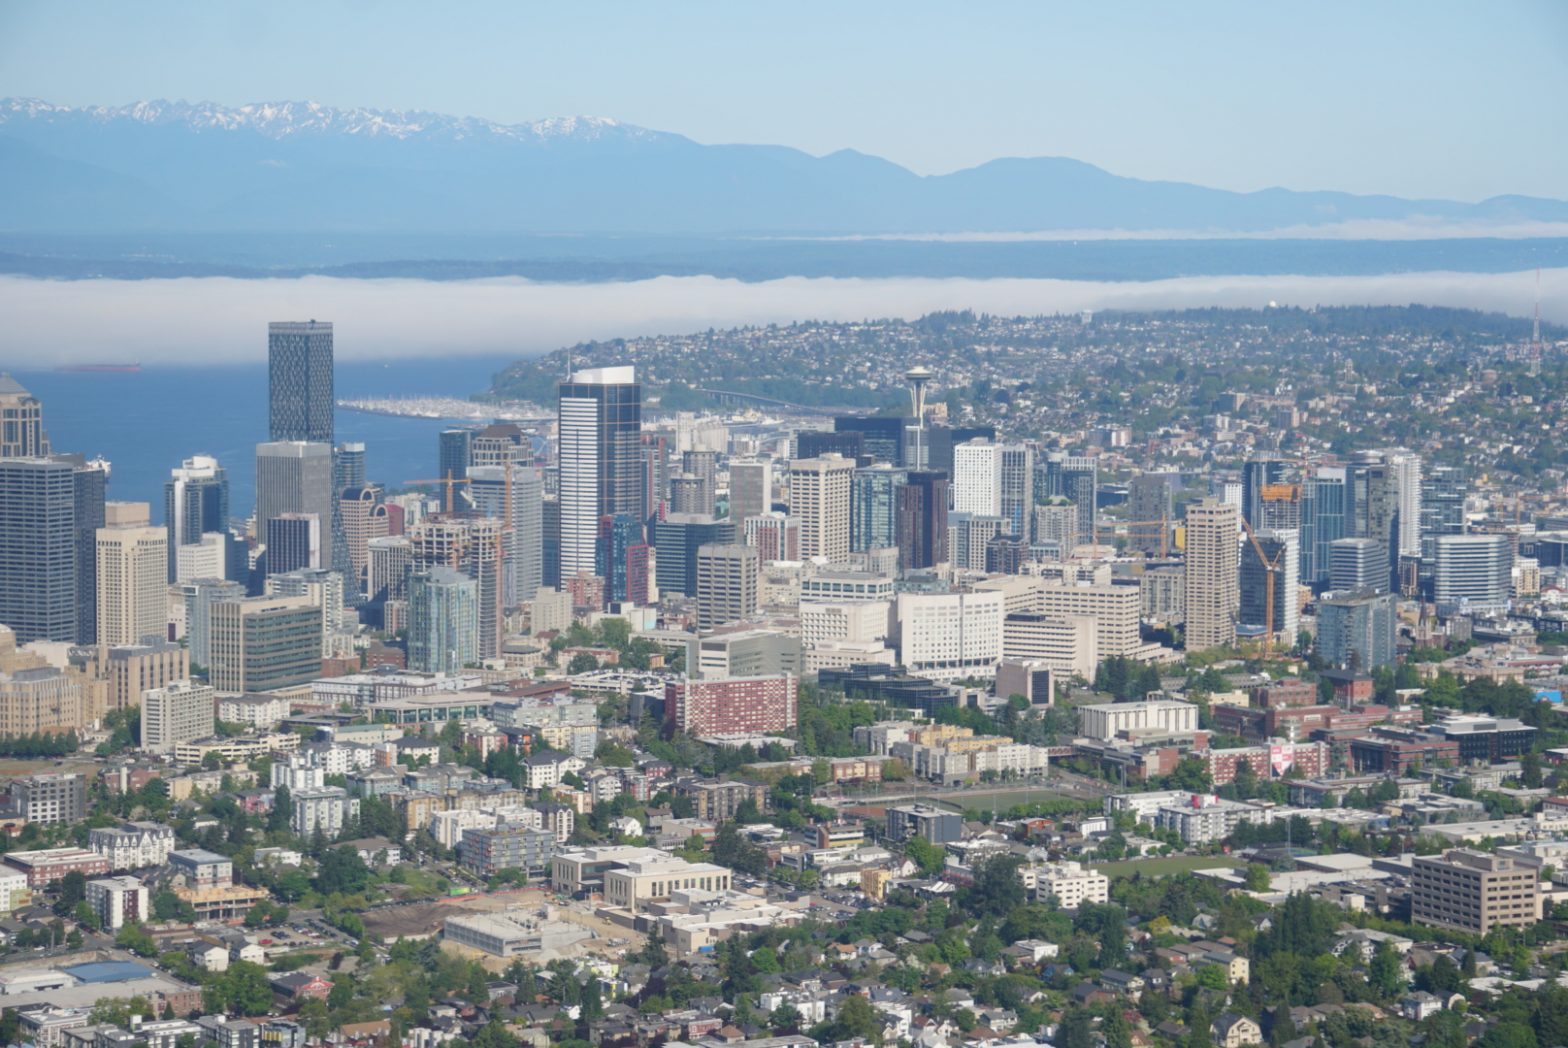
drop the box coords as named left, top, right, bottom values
left=1, top=1, right=1564, bottom=202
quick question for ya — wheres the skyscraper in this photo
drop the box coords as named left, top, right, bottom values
left=1329, top=537, right=1389, bottom=593
left=952, top=440, right=1003, bottom=518
left=71, top=458, right=108, bottom=644
left=1184, top=499, right=1240, bottom=652
left=409, top=517, right=502, bottom=658
left=438, top=428, right=473, bottom=483
left=1241, top=454, right=1287, bottom=528
left=696, top=543, right=759, bottom=631
left=788, top=454, right=854, bottom=564
left=1431, top=534, right=1512, bottom=610
left=267, top=321, right=334, bottom=443
left=654, top=515, right=735, bottom=597
left=164, top=455, right=230, bottom=582
left=999, top=445, right=1035, bottom=540
left=851, top=464, right=905, bottom=553
left=0, top=458, right=77, bottom=643
left=408, top=568, right=479, bottom=674
left=1238, top=529, right=1298, bottom=643
left=1043, top=453, right=1097, bottom=549
left=1302, top=467, right=1347, bottom=589
left=255, top=441, right=335, bottom=553
left=0, top=374, right=48, bottom=459
left=595, top=513, right=647, bottom=607
left=1316, top=589, right=1396, bottom=672
left=557, top=366, right=642, bottom=582
left=141, top=680, right=216, bottom=755
left=895, top=470, right=949, bottom=573
left=265, top=513, right=322, bottom=575
left=96, top=504, right=168, bottom=647
left=470, top=465, right=544, bottom=605
left=727, top=459, right=773, bottom=525
left=339, top=486, right=389, bottom=596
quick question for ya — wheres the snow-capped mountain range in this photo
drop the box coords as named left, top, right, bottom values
left=0, top=97, right=660, bottom=143
left=2, top=95, right=1566, bottom=238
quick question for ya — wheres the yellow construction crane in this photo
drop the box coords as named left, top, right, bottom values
left=403, top=472, right=471, bottom=514
left=1241, top=518, right=1285, bottom=660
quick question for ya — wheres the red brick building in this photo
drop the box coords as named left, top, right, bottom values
left=2, top=847, right=110, bottom=887
left=1206, top=740, right=1330, bottom=785
left=666, top=674, right=798, bottom=736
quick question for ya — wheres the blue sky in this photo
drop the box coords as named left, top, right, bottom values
left=2, top=1, right=1564, bottom=201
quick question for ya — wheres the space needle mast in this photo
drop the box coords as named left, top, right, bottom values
left=906, top=366, right=933, bottom=469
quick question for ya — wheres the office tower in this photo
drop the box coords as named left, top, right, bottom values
left=1031, top=501, right=1080, bottom=555
left=952, top=440, right=1003, bottom=518
left=255, top=440, right=334, bottom=542
left=558, top=366, right=642, bottom=582
left=408, top=567, right=480, bottom=673
left=469, top=423, right=528, bottom=470
left=141, top=680, right=216, bottom=755
left=1044, top=453, right=1097, bottom=548
left=986, top=535, right=1029, bottom=575
left=950, top=513, right=1006, bottom=572
left=1421, top=464, right=1467, bottom=540
left=339, top=486, right=388, bottom=595
left=0, top=374, right=48, bottom=458
left=788, top=454, right=854, bottom=564
left=895, top=470, right=949, bottom=572
left=696, top=543, right=759, bottom=631
left=1238, top=529, right=1298, bottom=642
left=1329, top=537, right=1388, bottom=593
left=265, top=513, right=322, bottom=575
left=91, top=639, right=186, bottom=713
left=728, top=459, right=772, bottom=525
left=163, top=455, right=229, bottom=582
left=72, top=459, right=108, bottom=643
left=850, top=464, right=904, bottom=553
left=596, top=513, right=648, bottom=607
left=209, top=594, right=323, bottom=693
left=1412, top=850, right=1539, bottom=935
left=366, top=536, right=414, bottom=604
left=470, top=465, right=543, bottom=605
left=670, top=473, right=709, bottom=514
left=1386, top=450, right=1423, bottom=561
left=541, top=497, right=561, bottom=589
left=1431, top=534, right=1512, bottom=610
left=96, top=507, right=168, bottom=647
left=744, top=512, right=800, bottom=564
left=1258, top=482, right=1303, bottom=533
left=797, top=430, right=863, bottom=461
left=267, top=320, right=334, bottom=443
left=266, top=567, right=345, bottom=654
left=0, top=458, right=76, bottom=643
left=333, top=442, right=366, bottom=493
left=438, top=427, right=473, bottom=483
left=1184, top=499, right=1240, bottom=652
left=182, top=578, right=246, bottom=667
left=409, top=516, right=502, bottom=658
left=1316, top=589, right=1396, bottom=672
left=1241, top=454, right=1287, bottom=527
left=681, top=450, right=718, bottom=513
left=834, top=415, right=904, bottom=466
left=1128, top=473, right=1175, bottom=555
left=999, top=445, right=1035, bottom=540
left=1301, top=467, right=1347, bottom=588
left=654, top=514, right=736, bottom=597
left=639, top=432, right=670, bottom=519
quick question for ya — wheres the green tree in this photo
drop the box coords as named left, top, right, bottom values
left=1243, top=863, right=1272, bottom=891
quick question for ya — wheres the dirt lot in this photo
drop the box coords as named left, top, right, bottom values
left=365, top=889, right=635, bottom=968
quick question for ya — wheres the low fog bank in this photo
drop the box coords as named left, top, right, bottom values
left=2, top=269, right=1562, bottom=367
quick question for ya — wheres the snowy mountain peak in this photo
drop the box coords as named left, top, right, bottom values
left=0, top=97, right=658, bottom=143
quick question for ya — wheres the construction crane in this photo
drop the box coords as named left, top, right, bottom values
left=1113, top=515, right=1173, bottom=559
left=403, top=472, right=471, bottom=514
left=1241, top=518, right=1285, bottom=660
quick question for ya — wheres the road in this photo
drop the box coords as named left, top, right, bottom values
left=832, top=769, right=1115, bottom=811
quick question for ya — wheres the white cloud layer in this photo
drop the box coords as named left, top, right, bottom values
left=0, top=269, right=1562, bottom=366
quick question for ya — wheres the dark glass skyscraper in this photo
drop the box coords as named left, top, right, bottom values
left=164, top=455, right=230, bottom=582
left=596, top=513, right=646, bottom=606
left=72, top=459, right=108, bottom=643
left=0, top=458, right=78, bottom=643
left=268, top=321, right=334, bottom=443
left=895, top=470, right=949, bottom=572
left=558, top=366, right=642, bottom=582
left=438, top=428, right=472, bottom=483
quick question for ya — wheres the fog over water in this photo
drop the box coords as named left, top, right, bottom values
left=1, top=269, right=1564, bottom=367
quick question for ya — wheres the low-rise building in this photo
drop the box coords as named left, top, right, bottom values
left=87, top=821, right=176, bottom=871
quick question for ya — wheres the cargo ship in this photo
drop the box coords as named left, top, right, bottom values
left=56, top=363, right=142, bottom=373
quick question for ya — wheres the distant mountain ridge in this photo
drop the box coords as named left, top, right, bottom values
left=3, top=96, right=1566, bottom=237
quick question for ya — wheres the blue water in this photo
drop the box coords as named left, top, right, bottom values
left=13, top=355, right=525, bottom=521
